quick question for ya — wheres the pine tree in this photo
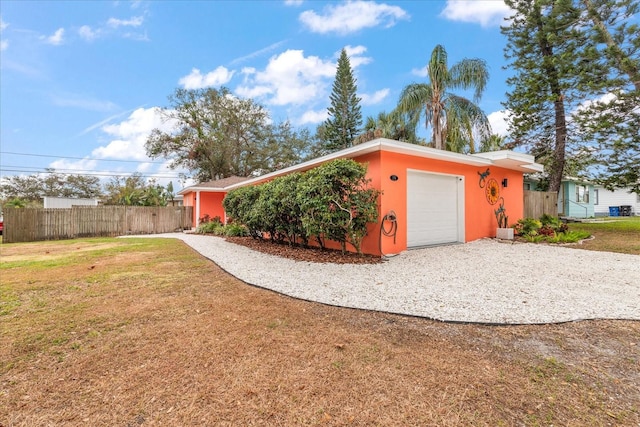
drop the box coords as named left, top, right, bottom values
left=323, top=49, right=363, bottom=152
left=573, top=0, right=640, bottom=193
left=501, top=0, right=599, bottom=193
left=502, top=0, right=639, bottom=193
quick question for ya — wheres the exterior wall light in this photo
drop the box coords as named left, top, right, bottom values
left=501, top=178, right=508, bottom=188
left=390, top=175, right=399, bottom=181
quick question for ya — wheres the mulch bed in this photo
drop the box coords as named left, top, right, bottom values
left=224, top=236, right=382, bottom=264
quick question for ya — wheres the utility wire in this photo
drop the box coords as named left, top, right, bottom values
left=0, top=164, right=182, bottom=178
left=0, top=151, right=168, bottom=165
left=0, top=168, right=184, bottom=179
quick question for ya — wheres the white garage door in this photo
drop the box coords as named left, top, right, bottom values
left=407, top=171, right=464, bottom=247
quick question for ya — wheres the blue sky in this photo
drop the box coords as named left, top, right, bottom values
left=1, top=0, right=514, bottom=189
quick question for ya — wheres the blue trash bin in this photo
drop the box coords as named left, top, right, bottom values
left=609, top=206, right=620, bottom=217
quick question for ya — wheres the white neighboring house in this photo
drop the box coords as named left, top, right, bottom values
left=43, top=197, right=100, bottom=209
left=593, top=187, right=640, bottom=216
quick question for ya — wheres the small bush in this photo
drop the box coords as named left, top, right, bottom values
left=196, top=221, right=222, bottom=234
left=538, top=225, right=556, bottom=237
left=514, top=218, right=542, bottom=236
left=514, top=215, right=590, bottom=244
left=224, top=223, right=249, bottom=237
left=555, top=230, right=591, bottom=243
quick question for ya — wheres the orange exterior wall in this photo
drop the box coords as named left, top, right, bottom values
left=184, top=150, right=526, bottom=256
left=183, top=191, right=227, bottom=225
left=371, top=151, right=525, bottom=256
left=199, top=192, right=226, bottom=223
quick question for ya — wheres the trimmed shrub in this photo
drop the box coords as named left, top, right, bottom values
left=222, top=159, right=380, bottom=254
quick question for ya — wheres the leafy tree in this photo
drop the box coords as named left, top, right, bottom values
left=397, top=44, right=491, bottom=152
left=572, top=0, right=640, bottom=193
left=502, top=0, right=590, bottom=192
left=480, top=134, right=508, bottom=152
left=103, top=174, right=171, bottom=206
left=0, top=169, right=102, bottom=202
left=4, top=198, right=27, bottom=208
left=502, top=0, right=638, bottom=193
left=146, top=87, right=313, bottom=182
left=357, top=110, right=422, bottom=144
left=323, top=48, right=363, bottom=152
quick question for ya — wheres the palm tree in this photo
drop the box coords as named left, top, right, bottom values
left=357, top=110, right=422, bottom=145
left=397, top=45, right=492, bottom=152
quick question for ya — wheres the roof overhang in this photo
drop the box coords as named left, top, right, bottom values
left=471, top=150, right=544, bottom=173
left=179, top=139, right=544, bottom=193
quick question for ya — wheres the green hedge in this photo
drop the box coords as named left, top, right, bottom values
left=223, top=159, right=380, bottom=254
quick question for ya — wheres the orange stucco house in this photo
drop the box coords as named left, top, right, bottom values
left=178, top=138, right=543, bottom=256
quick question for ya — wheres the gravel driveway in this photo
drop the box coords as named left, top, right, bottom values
left=134, top=233, right=640, bottom=325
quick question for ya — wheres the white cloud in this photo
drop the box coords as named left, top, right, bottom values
left=487, top=110, right=510, bottom=136
left=411, top=65, right=429, bottom=78
left=360, top=88, right=389, bottom=106
left=236, top=49, right=336, bottom=106
left=107, top=16, right=144, bottom=28
left=574, top=92, right=618, bottom=113
left=42, top=28, right=65, bottom=45
left=1, top=16, right=8, bottom=31
left=298, top=109, right=328, bottom=124
left=49, top=158, right=98, bottom=173
left=342, top=45, right=372, bottom=68
left=440, top=0, right=511, bottom=28
left=78, top=25, right=99, bottom=41
left=299, top=0, right=409, bottom=35
left=178, top=66, right=235, bottom=89
left=95, top=107, right=177, bottom=161
left=284, top=0, right=304, bottom=6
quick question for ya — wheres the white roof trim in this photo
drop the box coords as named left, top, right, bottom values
left=180, top=138, right=544, bottom=193
left=472, top=150, right=544, bottom=173
left=178, top=186, right=226, bottom=195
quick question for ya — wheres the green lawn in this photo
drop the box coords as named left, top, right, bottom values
left=568, top=216, right=640, bottom=255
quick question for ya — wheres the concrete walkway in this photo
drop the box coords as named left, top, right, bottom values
left=127, top=233, right=640, bottom=325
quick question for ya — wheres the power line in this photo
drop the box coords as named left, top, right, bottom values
left=0, top=151, right=168, bottom=165
left=0, top=164, right=182, bottom=179
left=0, top=168, right=185, bottom=180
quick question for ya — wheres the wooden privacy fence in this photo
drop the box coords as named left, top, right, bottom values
left=2, top=206, right=193, bottom=243
left=523, top=190, right=558, bottom=219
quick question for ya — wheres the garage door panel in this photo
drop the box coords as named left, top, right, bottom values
left=407, top=171, right=463, bottom=247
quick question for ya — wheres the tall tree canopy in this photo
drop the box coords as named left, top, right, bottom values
left=146, top=87, right=315, bottom=182
left=396, top=44, right=491, bottom=153
left=503, top=0, right=639, bottom=193
left=322, top=48, right=363, bottom=152
left=0, top=170, right=102, bottom=202
left=573, top=0, right=640, bottom=193
left=357, top=110, right=422, bottom=145
left=103, top=174, right=173, bottom=206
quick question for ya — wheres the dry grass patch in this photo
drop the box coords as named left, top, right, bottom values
left=1, top=237, right=639, bottom=426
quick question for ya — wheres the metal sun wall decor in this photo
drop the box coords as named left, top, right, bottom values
left=485, top=178, right=500, bottom=205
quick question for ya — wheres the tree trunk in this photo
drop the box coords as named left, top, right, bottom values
left=432, top=103, right=444, bottom=150
left=534, top=3, right=567, bottom=193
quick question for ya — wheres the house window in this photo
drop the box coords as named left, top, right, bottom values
left=593, top=189, right=599, bottom=205
left=576, top=185, right=589, bottom=203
